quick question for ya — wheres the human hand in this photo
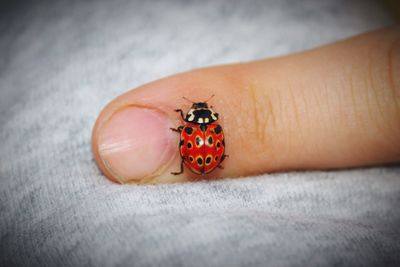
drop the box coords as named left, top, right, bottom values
left=92, top=26, right=400, bottom=184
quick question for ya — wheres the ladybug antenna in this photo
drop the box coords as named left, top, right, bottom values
left=204, top=94, right=215, bottom=103
left=182, top=96, right=195, bottom=103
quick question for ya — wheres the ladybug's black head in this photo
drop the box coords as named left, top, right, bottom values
left=186, top=102, right=218, bottom=125
left=191, top=102, right=209, bottom=109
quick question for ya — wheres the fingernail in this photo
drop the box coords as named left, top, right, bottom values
left=97, top=106, right=176, bottom=183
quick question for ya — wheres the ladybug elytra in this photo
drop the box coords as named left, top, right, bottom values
left=171, top=97, right=227, bottom=175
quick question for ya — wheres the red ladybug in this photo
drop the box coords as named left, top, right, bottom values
left=171, top=97, right=227, bottom=175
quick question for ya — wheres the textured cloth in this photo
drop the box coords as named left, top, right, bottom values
left=1, top=0, right=399, bottom=266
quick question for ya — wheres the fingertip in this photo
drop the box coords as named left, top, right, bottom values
left=92, top=67, right=244, bottom=184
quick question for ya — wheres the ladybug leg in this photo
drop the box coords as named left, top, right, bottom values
left=170, top=126, right=183, bottom=133
left=217, top=154, right=229, bottom=169
left=171, top=157, right=185, bottom=175
left=174, top=109, right=185, bottom=120
left=220, top=154, right=229, bottom=162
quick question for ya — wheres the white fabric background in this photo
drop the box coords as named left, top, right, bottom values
left=1, top=0, right=399, bottom=266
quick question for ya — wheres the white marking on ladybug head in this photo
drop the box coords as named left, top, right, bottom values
left=206, top=107, right=218, bottom=121
left=205, top=117, right=209, bottom=123
left=187, top=110, right=195, bottom=122
left=198, top=118, right=204, bottom=123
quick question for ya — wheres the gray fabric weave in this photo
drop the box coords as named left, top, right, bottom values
left=1, top=0, right=399, bottom=266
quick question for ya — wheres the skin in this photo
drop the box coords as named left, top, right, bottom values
left=92, top=25, right=400, bottom=184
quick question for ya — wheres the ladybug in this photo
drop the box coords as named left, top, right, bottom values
left=171, top=96, right=227, bottom=175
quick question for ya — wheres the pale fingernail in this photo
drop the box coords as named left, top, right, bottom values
left=97, top=106, right=176, bottom=183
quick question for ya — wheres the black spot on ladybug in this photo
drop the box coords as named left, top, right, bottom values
left=215, top=156, right=219, bottom=161
left=189, top=156, right=194, bottom=162
left=214, top=125, right=222, bottom=134
left=205, top=155, right=212, bottom=164
left=196, top=136, right=202, bottom=146
left=187, top=141, right=192, bottom=149
left=200, top=124, right=208, bottom=132
left=197, top=157, right=203, bottom=165
left=208, top=136, right=213, bottom=145
left=184, top=127, right=194, bottom=135
left=216, top=141, right=221, bottom=148
left=179, top=139, right=184, bottom=146
left=222, top=139, right=225, bottom=146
